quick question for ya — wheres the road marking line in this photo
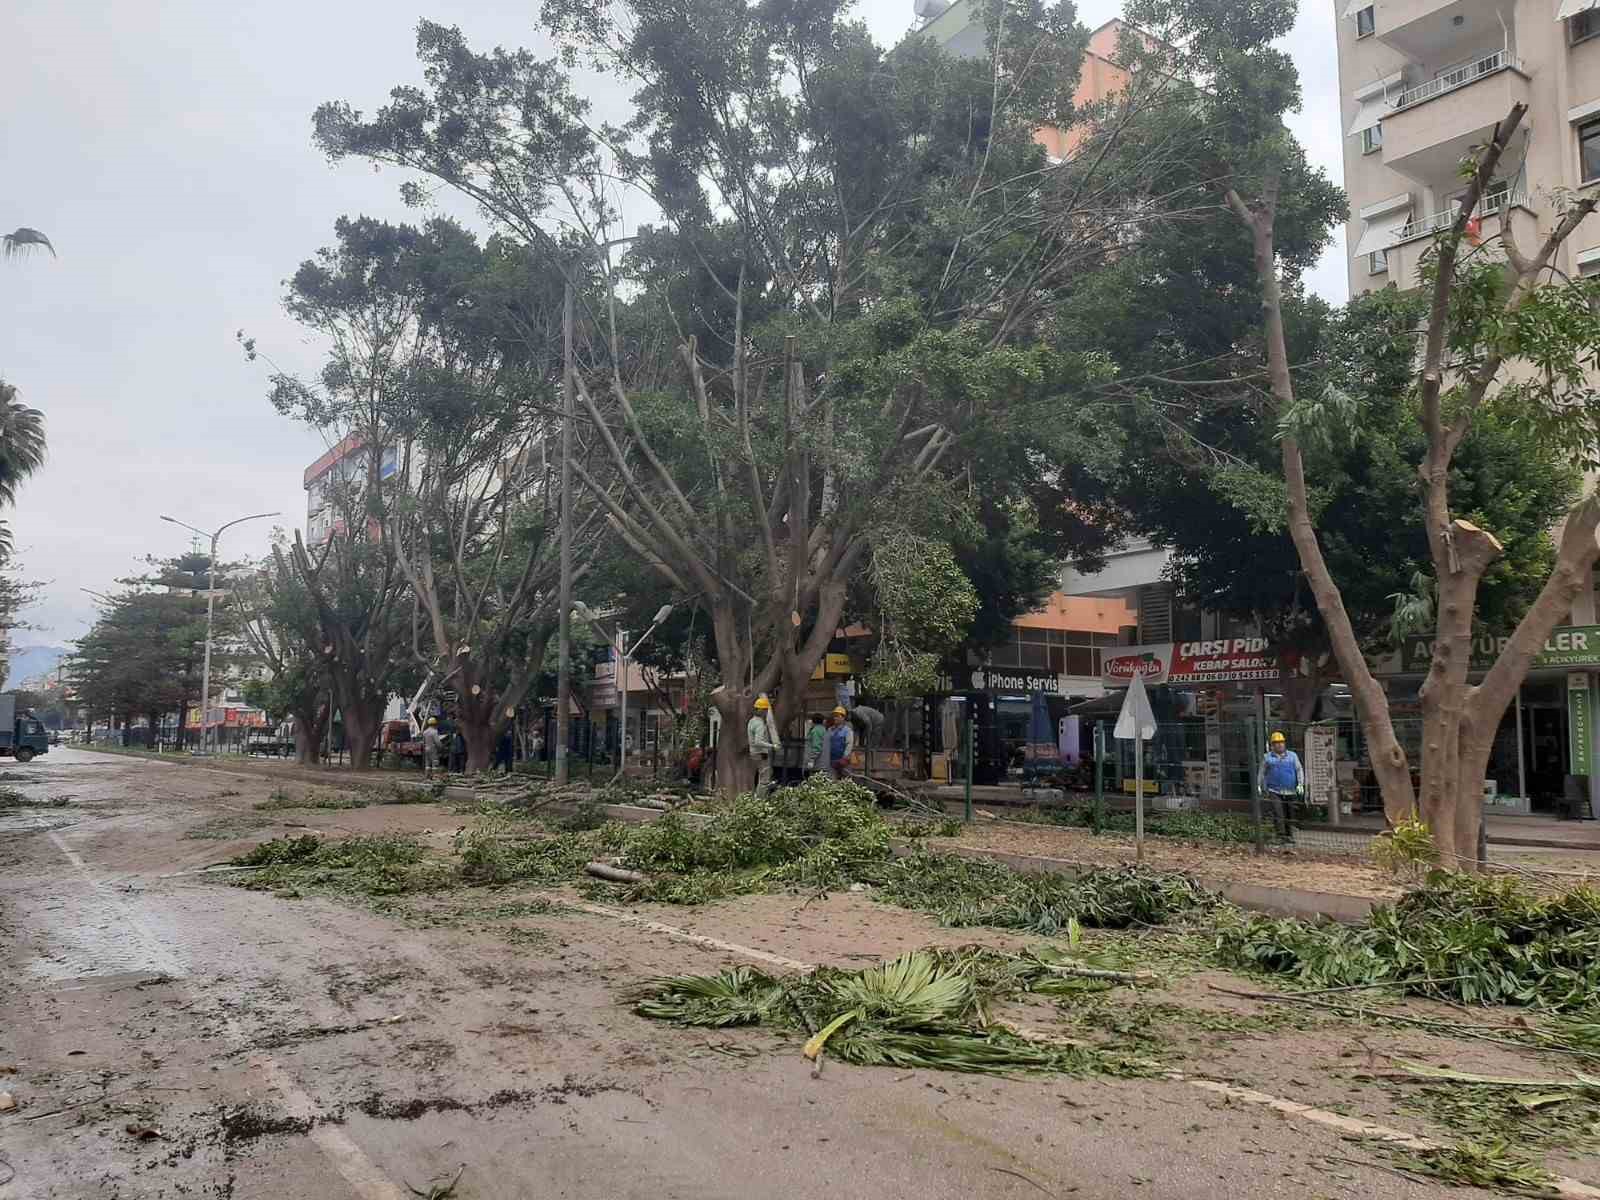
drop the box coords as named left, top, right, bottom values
left=1185, top=1077, right=1600, bottom=1199
left=564, top=900, right=817, bottom=972
left=43, top=828, right=408, bottom=1200
left=567, top=893, right=1600, bottom=1199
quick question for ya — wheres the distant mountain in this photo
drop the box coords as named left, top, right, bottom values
left=5, top=645, right=67, bottom=690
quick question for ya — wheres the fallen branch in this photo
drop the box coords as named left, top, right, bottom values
left=585, top=862, right=647, bottom=884
left=1037, top=962, right=1157, bottom=986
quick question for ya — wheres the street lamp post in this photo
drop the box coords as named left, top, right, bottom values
left=572, top=601, right=672, bottom=779
left=161, top=511, right=279, bottom=755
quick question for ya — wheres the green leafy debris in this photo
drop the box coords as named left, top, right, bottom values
left=1215, top=871, right=1600, bottom=1011
left=633, top=947, right=1162, bottom=1078
left=871, top=853, right=1217, bottom=933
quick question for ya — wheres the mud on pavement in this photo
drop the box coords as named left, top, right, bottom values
left=1, top=748, right=1580, bottom=1199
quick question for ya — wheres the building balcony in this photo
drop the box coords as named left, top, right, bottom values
left=1374, top=0, right=1509, bottom=64
left=1392, top=183, right=1529, bottom=244
left=1368, top=195, right=1540, bottom=291
left=1381, top=51, right=1530, bottom=181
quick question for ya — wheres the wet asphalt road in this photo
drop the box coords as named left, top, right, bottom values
left=0, top=748, right=1525, bottom=1200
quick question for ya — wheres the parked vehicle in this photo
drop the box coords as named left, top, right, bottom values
left=244, top=726, right=296, bottom=758
left=0, top=693, right=50, bottom=762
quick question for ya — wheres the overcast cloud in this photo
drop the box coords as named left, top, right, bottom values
left=2, top=0, right=1345, bottom=646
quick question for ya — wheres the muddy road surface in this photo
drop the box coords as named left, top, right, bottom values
left=0, top=749, right=1554, bottom=1199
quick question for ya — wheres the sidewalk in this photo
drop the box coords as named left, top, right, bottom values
left=922, top=783, right=1600, bottom=850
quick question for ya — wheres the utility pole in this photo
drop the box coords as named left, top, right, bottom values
left=162, top=511, right=279, bottom=756
left=556, top=276, right=574, bottom=784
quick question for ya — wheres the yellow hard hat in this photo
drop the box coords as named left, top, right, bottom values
left=427, top=717, right=438, bottom=726
left=1269, top=730, right=1286, bottom=743
left=832, top=706, right=847, bottom=717
left=754, top=696, right=771, bottom=710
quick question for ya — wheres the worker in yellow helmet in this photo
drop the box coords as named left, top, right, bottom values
left=747, top=696, right=779, bottom=798
left=1257, top=730, right=1304, bottom=841
left=422, top=716, right=442, bottom=778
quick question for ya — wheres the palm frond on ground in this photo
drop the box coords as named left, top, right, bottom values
left=3, top=228, right=55, bottom=259
left=635, top=947, right=1162, bottom=1078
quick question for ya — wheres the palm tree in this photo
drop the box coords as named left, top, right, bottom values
left=0, top=380, right=47, bottom=508
left=3, top=228, right=54, bottom=259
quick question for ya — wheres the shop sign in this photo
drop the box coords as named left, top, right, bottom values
left=1400, top=625, right=1600, bottom=674
left=1102, top=639, right=1278, bottom=686
left=1305, top=723, right=1338, bottom=810
left=967, top=667, right=1062, bottom=694
left=1170, top=638, right=1277, bottom=684
left=1102, top=645, right=1171, bottom=686
left=825, top=653, right=855, bottom=676
left=1569, top=673, right=1593, bottom=777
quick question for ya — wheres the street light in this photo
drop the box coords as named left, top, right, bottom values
left=161, top=511, right=279, bottom=755
left=571, top=601, right=673, bottom=778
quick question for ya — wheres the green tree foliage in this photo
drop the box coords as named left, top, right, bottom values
left=1106, top=291, right=1578, bottom=717
left=236, top=547, right=332, bottom=764
left=309, top=5, right=1214, bottom=790
left=70, top=554, right=241, bottom=745
left=1139, top=0, right=1600, bottom=860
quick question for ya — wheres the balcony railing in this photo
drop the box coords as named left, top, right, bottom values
left=1393, top=50, right=1520, bottom=111
left=1394, top=186, right=1526, bottom=244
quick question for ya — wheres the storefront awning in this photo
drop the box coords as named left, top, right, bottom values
left=1558, top=0, right=1599, bottom=20
left=1346, top=96, right=1391, bottom=137
left=1353, top=197, right=1412, bottom=258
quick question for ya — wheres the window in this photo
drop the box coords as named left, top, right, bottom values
left=1361, top=122, right=1383, bottom=154
left=1571, top=10, right=1599, bottom=45
left=1578, top=248, right=1600, bottom=278
left=1355, top=5, right=1375, bottom=37
left=1583, top=118, right=1600, bottom=184
left=1369, top=249, right=1389, bottom=275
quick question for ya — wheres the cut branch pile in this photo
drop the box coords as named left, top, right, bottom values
left=1216, top=870, right=1600, bottom=1013
left=633, top=946, right=1163, bottom=1078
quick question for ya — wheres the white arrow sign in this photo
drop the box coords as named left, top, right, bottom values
left=1114, top=671, right=1157, bottom=860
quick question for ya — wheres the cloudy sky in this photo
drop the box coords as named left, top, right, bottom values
left=2, top=0, right=1345, bottom=647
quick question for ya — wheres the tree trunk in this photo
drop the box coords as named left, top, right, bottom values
left=1227, top=185, right=1418, bottom=824
left=460, top=719, right=496, bottom=774
left=291, top=698, right=326, bottom=766
left=712, top=688, right=754, bottom=797
left=341, top=694, right=379, bottom=771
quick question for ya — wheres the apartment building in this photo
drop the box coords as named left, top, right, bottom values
left=303, top=433, right=398, bottom=544
left=1339, top=0, right=1600, bottom=295
left=915, top=4, right=1141, bottom=158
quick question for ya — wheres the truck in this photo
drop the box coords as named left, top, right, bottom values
left=0, top=693, right=50, bottom=763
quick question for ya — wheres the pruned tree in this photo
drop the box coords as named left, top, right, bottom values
left=247, top=216, right=422, bottom=768
left=311, top=6, right=1215, bottom=790
left=385, top=225, right=588, bottom=772
left=1135, top=0, right=1600, bottom=862
left=235, top=548, right=332, bottom=764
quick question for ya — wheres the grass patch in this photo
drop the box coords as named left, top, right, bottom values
left=184, top=813, right=272, bottom=840
left=253, top=787, right=371, bottom=812
left=1011, top=804, right=1259, bottom=844
left=0, top=787, right=70, bottom=810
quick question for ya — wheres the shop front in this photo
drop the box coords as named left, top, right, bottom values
left=1082, top=638, right=1296, bottom=809
left=1384, top=626, right=1600, bottom=818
